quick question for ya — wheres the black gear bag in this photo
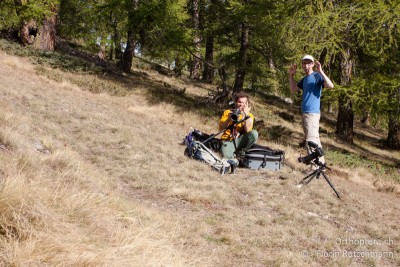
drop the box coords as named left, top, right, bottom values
left=239, top=144, right=285, bottom=171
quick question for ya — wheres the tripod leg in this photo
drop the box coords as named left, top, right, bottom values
left=301, top=170, right=318, bottom=185
left=321, top=172, right=341, bottom=199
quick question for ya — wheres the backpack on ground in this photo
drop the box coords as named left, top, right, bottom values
left=239, top=143, right=285, bottom=171
left=184, top=129, right=232, bottom=174
left=189, top=129, right=222, bottom=152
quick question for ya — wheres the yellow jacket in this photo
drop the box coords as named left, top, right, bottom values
left=219, top=109, right=255, bottom=141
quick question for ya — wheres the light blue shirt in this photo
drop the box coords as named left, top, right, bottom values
left=297, top=72, right=325, bottom=113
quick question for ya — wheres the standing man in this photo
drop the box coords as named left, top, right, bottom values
left=219, top=92, right=258, bottom=159
left=288, top=55, right=334, bottom=163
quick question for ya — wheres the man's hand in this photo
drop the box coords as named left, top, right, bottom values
left=315, top=61, right=334, bottom=89
left=288, top=64, right=297, bottom=77
left=241, top=102, right=253, bottom=132
left=242, top=101, right=251, bottom=116
left=315, top=61, right=322, bottom=73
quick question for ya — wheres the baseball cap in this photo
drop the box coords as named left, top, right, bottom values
left=302, top=55, right=314, bottom=62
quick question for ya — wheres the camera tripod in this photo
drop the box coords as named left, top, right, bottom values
left=299, top=160, right=341, bottom=199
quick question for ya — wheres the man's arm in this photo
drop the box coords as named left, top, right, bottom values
left=243, top=115, right=253, bottom=132
left=242, top=102, right=253, bottom=132
left=315, top=61, right=334, bottom=89
left=219, top=110, right=232, bottom=131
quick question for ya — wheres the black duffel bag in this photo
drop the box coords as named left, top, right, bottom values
left=240, top=144, right=285, bottom=171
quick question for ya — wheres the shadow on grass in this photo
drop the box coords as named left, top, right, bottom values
left=144, top=84, right=221, bottom=118
left=276, top=111, right=295, bottom=123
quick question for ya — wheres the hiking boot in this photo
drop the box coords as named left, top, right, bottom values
left=227, top=159, right=238, bottom=173
left=235, top=149, right=246, bottom=158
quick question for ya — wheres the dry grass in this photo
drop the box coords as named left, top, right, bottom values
left=0, top=50, right=399, bottom=267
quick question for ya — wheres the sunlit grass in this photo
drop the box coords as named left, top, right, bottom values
left=0, top=39, right=399, bottom=266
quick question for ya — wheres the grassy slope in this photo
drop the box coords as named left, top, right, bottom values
left=0, top=46, right=399, bottom=267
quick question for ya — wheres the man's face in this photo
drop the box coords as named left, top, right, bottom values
left=235, top=97, right=248, bottom=110
left=302, top=59, right=314, bottom=74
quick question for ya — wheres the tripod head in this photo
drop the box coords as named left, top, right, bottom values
left=310, top=158, right=331, bottom=171
left=201, top=115, right=250, bottom=146
left=298, top=141, right=324, bottom=165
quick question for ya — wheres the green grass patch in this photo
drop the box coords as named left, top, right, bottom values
left=327, top=150, right=399, bottom=183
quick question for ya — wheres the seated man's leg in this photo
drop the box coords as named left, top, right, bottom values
left=220, top=141, right=236, bottom=159
left=235, top=130, right=258, bottom=156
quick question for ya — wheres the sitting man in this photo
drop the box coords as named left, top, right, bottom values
left=219, top=92, right=258, bottom=159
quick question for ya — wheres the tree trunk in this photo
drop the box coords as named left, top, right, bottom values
left=190, top=0, right=201, bottom=80
left=267, top=50, right=278, bottom=93
left=336, top=96, right=354, bottom=142
left=387, top=115, right=400, bottom=149
left=336, top=47, right=354, bottom=143
left=14, top=0, right=56, bottom=50
left=174, top=55, right=184, bottom=77
left=13, top=0, right=32, bottom=45
left=318, top=47, right=328, bottom=66
left=201, top=34, right=214, bottom=83
left=121, top=30, right=135, bottom=72
left=214, top=65, right=230, bottom=103
left=327, top=102, right=334, bottom=114
left=218, top=65, right=228, bottom=94
left=360, top=112, right=370, bottom=125
left=110, top=12, right=122, bottom=62
left=120, top=0, right=139, bottom=72
left=233, top=21, right=249, bottom=93
left=33, top=13, right=57, bottom=50
left=114, top=37, right=122, bottom=63
left=387, top=88, right=400, bottom=149
left=20, top=19, right=37, bottom=46
left=13, top=0, right=30, bottom=45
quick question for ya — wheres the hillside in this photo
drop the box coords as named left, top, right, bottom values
left=0, top=47, right=399, bottom=267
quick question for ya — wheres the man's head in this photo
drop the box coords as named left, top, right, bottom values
left=301, top=54, right=315, bottom=74
left=234, top=92, right=250, bottom=110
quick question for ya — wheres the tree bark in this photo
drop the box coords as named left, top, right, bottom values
left=120, top=0, right=139, bottom=72
left=327, top=103, right=334, bottom=114
left=14, top=0, right=35, bottom=46
left=336, top=47, right=354, bottom=143
left=174, top=55, right=184, bottom=77
left=336, top=96, right=354, bottom=142
left=360, top=112, right=370, bottom=125
left=121, top=29, right=136, bottom=72
left=110, top=12, right=122, bottom=62
left=20, top=19, right=37, bottom=45
left=190, top=0, right=201, bottom=80
left=33, top=14, right=56, bottom=50
left=201, top=34, right=214, bottom=83
left=233, top=21, right=249, bottom=93
left=14, top=0, right=56, bottom=50
left=387, top=88, right=400, bottom=149
left=218, top=65, right=228, bottom=94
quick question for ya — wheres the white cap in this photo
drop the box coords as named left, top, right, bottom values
left=302, top=55, right=314, bottom=62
